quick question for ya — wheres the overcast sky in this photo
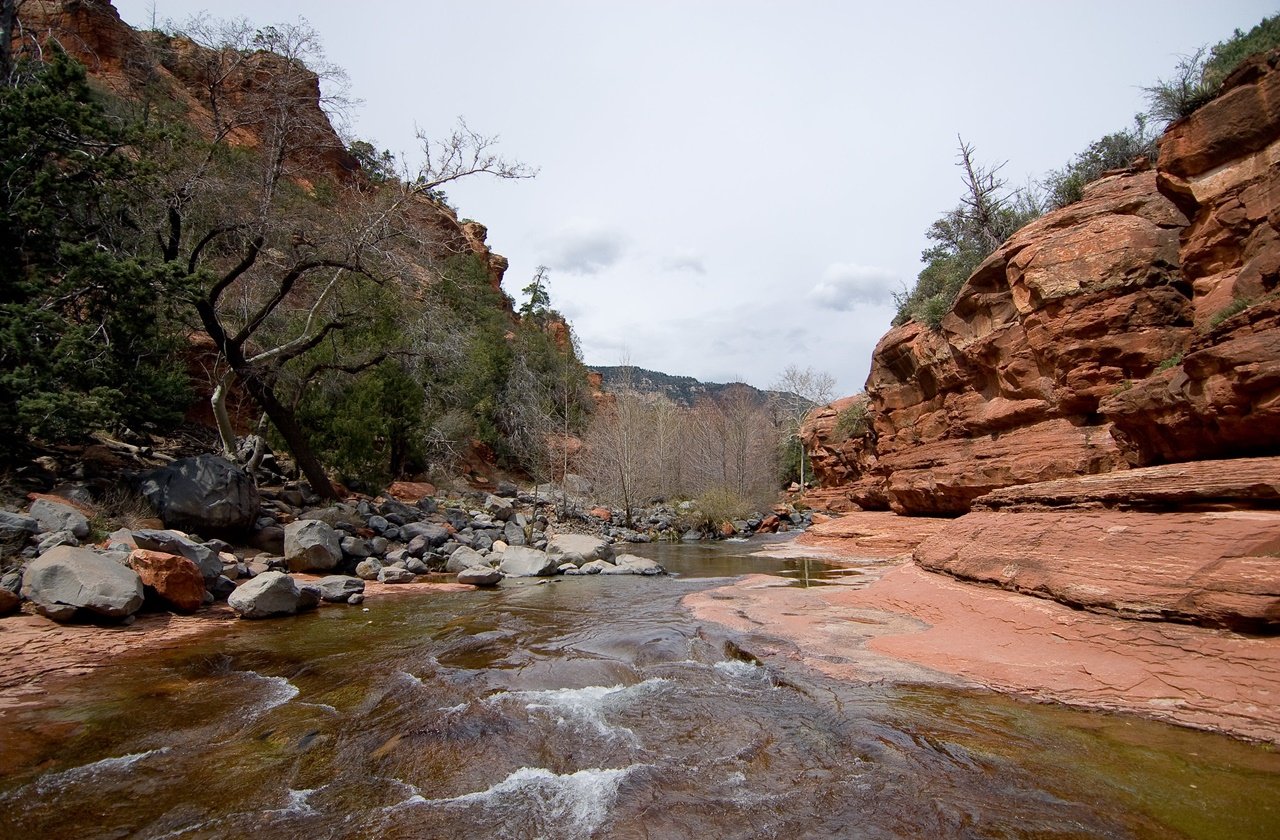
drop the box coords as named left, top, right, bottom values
left=116, top=0, right=1276, bottom=396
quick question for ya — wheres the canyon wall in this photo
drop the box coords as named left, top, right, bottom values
left=14, top=0, right=510, bottom=291
left=806, top=51, right=1280, bottom=518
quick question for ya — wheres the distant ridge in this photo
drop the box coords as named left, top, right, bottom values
left=591, top=365, right=785, bottom=407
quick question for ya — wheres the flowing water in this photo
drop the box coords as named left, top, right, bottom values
left=2, top=540, right=1278, bottom=839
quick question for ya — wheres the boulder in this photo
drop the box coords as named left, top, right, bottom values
left=445, top=546, right=489, bottom=573
left=545, top=534, right=614, bottom=567
left=312, top=575, right=365, bottom=603
left=21, top=546, right=144, bottom=621
left=340, top=535, right=371, bottom=559
left=227, top=571, right=303, bottom=619
left=298, top=584, right=322, bottom=612
left=0, top=510, right=38, bottom=552
left=503, top=521, right=526, bottom=546
left=355, top=558, right=383, bottom=580
left=401, top=522, right=451, bottom=547
left=249, top=524, right=285, bottom=555
left=581, top=559, right=622, bottom=574
left=284, top=520, right=342, bottom=572
left=210, top=575, right=237, bottom=601
left=378, top=567, right=416, bottom=584
left=139, top=454, right=260, bottom=533
left=484, top=494, right=514, bottom=520
left=131, top=529, right=222, bottom=581
left=614, top=554, right=665, bottom=576
left=128, top=549, right=205, bottom=612
left=28, top=498, right=91, bottom=540
left=36, top=530, right=79, bottom=554
left=497, top=546, right=559, bottom=577
left=457, top=566, right=502, bottom=586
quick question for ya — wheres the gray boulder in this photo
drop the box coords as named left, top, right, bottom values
left=139, top=454, right=259, bottom=533
left=29, top=499, right=90, bottom=540
left=210, top=575, right=237, bottom=601
left=284, top=520, right=342, bottom=572
left=36, top=530, right=80, bottom=554
left=378, top=567, right=416, bottom=584
left=298, top=584, right=322, bottom=612
left=401, top=522, right=451, bottom=547
left=578, top=559, right=613, bottom=574
left=497, top=546, right=559, bottom=577
left=227, top=571, right=302, bottom=619
left=132, top=529, right=222, bottom=582
left=503, top=521, right=527, bottom=546
left=315, top=575, right=365, bottom=603
left=546, top=534, right=615, bottom=567
left=457, top=566, right=502, bottom=586
left=0, top=511, right=38, bottom=552
left=614, top=554, right=666, bottom=576
left=484, top=494, right=514, bottom=521
left=445, top=546, right=490, bottom=573
left=355, top=558, right=383, bottom=580
left=340, top=535, right=371, bottom=559
left=21, top=546, right=144, bottom=621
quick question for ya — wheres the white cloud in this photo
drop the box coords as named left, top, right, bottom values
left=808, top=263, right=900, bottom=311
left=539, top=218, right=627, bottom=274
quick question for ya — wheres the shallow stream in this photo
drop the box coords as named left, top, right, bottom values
left=2, top=541, right=1278, bottom=839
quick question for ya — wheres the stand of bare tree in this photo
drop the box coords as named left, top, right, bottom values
left=577, top=370, right=779, bottom=522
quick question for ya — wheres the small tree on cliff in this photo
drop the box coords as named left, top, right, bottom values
left=893, top=138, right=1040, bottom=328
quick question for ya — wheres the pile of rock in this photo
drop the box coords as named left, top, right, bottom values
left=3, top=457, right=821, bottom=624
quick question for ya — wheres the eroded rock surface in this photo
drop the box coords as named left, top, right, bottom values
left=915, top=508, right=1280, bottom=631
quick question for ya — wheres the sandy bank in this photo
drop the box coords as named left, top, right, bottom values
left=685, top=513, right=1280, bottom=744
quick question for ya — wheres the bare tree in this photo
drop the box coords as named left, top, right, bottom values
left=142, top=16, right=532, bottom=497
left=578, top=359, right=648, bottom=526
left=772, top=365, right=836, bottom=490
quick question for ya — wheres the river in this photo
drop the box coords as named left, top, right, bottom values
left=1, top=540, right=1278, bottom=839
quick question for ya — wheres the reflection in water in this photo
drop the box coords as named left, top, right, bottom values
left=1, top=540, right=1277, bottom=839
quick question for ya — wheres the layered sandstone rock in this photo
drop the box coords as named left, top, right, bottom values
left=915, top=457, right=1280, bottom=631
left=861, top=170, right=1189, bottom=514
left=799, top=395, right=883, bottom=511
left=816, top=54, right=1280, bottom=516
left=1102, top=53, right=1280, bottom=465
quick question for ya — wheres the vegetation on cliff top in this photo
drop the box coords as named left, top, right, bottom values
left=892, top=13, right=1280, bottom=330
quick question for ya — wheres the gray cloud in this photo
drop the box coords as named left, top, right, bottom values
left=540, top=219, right=627, bottom=274
left=661, top=252, right=706, bottom=274
left=807, top=263, right=901, bottom=311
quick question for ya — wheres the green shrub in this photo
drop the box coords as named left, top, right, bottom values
left=692, top=488, right=752, bottom=530
left=1208, top=297, right=1252, bottom=328
left=833, top=401, right=870, bottom=440
left=1155, top=352, right=1184, bottom=372
left=1042, top=116, right=1158, bottom=209
left=1147, top=15, right=1280, bottom=124
left=893, top=141, right=1040, bottom=327
left=1204, top=14, right=1280, bottom=86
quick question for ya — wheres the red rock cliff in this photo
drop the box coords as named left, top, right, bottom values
left=809, top=53, right=1280, bottom=516
left=14, top=0, right=509, bottom=292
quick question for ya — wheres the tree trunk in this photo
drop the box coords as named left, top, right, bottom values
left=195, top=300, right=338, bottom=500
left=235, top=364, right=338, bottom=500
